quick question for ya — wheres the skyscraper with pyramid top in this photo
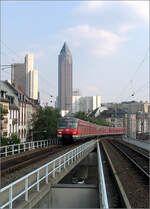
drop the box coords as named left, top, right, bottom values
left=58, top=42, right=72, bottom=112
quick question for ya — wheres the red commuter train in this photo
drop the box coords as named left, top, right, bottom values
left=57, top=117, right=124, bottom=144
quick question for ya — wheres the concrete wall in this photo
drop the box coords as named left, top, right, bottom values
left=35, top=185, right=99, bottom=208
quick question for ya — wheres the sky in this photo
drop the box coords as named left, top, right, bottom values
left=1, top=1, right=149, bottom=105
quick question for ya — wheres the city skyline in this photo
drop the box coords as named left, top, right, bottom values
left=1, top=1, right=149, bottom=104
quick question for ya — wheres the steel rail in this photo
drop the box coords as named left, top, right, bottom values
left=114, top=141, right=149, bottom=159
left=101, top=142, right=132, bottom=209
left=1, top=145, right=62, bottom=176
left=110, top=142, right=149, bottom=178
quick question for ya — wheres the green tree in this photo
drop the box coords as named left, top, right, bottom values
left=74, top=111, right=110, bottom=126
left=74, top=112, right=88, bottom=121
left=31, top=106, right=60, bottom=140
left=1, top=133, right=20, bottom=146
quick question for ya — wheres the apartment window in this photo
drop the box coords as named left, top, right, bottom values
left=24, top=129, right=26, bottom=138
left=24, top=105, right=26, bottom=125
left=4, top=105, right=8, bottom=110
left=18, top=110, right=20, bottom=125
left=22, top=103, right=23, bottom=125
left=3, top=132, right=7, bottom=136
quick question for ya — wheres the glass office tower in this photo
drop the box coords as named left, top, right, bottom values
left=58, top=42, right=72, bottom=112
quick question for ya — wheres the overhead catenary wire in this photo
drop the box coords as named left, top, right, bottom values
left=0, top=40, right=24, bottom=63
left=122, top=82, right=149, bottom=102
left=117, top=46, right=149, bottom=102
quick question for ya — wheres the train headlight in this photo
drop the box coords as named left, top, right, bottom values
left=73, top=131, right=76, bottom=135
left=58, top=131, right=62, bottom=134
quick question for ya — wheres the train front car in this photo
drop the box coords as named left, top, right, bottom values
left=57, top=117, right=79, bottom=144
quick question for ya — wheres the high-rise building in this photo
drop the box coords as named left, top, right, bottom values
left=11, top=63, right=26, bottom=93
left=11, top=54, right=38, bottom=100
left=31, top=70, right=38, bottom=100
left=25, top=54, right=34, bottom=97
left=58, top=42, right=72, bottom=112
left=72, top=96, right=101, bottom=113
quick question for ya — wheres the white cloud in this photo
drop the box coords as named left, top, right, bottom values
left=119, top=24, right=134, bottom=32
left=77, top=1, right=105, bottom=14
left=123, top=1, right=149, bottom=22
left=76, top=1, right=149, bottom=22
left=60, top=25, right=126, bottom=56
left=85, top=86, right=100, bottom=96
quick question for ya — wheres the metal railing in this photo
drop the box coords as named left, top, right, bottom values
left=0, top=138, right=61, bottom=157
left=0, top=140, right=96, bottom=209
left=97, top=142, right=109, bottom=208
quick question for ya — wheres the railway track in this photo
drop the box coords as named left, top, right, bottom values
left=1, top=140, right=89, bottom=179
left=110, top=140, right=149, bottom=178
left=101, top=139, right=149, bottom=208
left=1, top=145, right=63, bottom=176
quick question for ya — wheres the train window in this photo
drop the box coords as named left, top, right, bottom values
left=67, top=122, right=77, bottom=129
left=59, top=121, right=67, bottom=128
left=58, top=120, right=77, bottom=129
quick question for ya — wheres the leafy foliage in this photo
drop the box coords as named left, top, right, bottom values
left=30, top=106, right=60, bottom=140
left=74, top=111, right=110, bottom=126
left=74, top=112, right=88, bottom=121
left=1, top=133, right=20, bottom=146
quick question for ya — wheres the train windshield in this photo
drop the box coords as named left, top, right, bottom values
left=58, top=118, right=78, bottom=129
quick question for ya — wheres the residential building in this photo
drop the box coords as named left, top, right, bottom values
left=58, top=42, right=72, bottom=112
left=136, top=112, right=149, bottom=134
left=0, top=80, right=38, bottom=142
left=104, top=101, right=149, bottom=114
left=99, top=108, right=126, bottom=127
left=0, top=90, right=9, bottom=137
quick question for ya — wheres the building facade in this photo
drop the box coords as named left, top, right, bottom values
left=72, top=96, right=101, bottom=113
left=58, top=42, right=72, bottom=112
left=73, top=89, right=82, bottom=96
left=11, top=63, right=26, bottom=93
left=0, top=91, right=9, bottom=137
left=0, top=81, right=38, bottom=142
left=11, top=54, right=38, bottom=100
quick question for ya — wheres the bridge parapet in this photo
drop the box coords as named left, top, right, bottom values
left=0, top=138, right=60, bottom=157
left=0, top=140, right=96, bottom=209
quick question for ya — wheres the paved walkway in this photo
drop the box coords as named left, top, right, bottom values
left=122, top=136, right=150, bottom=151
